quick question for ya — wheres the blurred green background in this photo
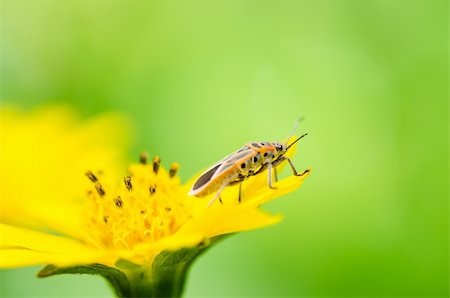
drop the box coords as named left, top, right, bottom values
left=0, top=0, right=448, bottom=297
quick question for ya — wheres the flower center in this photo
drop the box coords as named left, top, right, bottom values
left=83, top=154, right=191, bottom=250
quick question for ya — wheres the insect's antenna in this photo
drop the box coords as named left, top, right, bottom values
left=286, top=133, right=308, bottom=150
left=285, top=117, right=305, bottom=145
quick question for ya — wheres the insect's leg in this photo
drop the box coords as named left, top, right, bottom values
left=274, top=167, right=278, bottom=182
left=207, top=183, right=228, bottom=207
left=238, top=182, right=242, bottom=203
left=268, top=162, right=277, bottom=189
left=283, top=156, right=310, bottom=176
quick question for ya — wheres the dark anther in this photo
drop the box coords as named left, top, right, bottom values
left=140, top=152, right=148, bottom=164
left=113, top=196, right=123, bottom=208
left=165, top=207, right=172, bottom=212
left=85, top=170, right=98, bottom=182
left=253, top=156, right=258, bottom=163
left=153, top=156, right=161, bottom=174
left=103, top=215, right=109, bottom=223
left=241, top=163, right=246, bottom=169
left=124, top=176, right=132, bottom=191
left=95, top=183, right=106, bottom=196
left=149, top=184, right=157, bottom=195
left=169, top=162, right=179, bottom=178
left=140, top=210, right=146, bottom=215
left=264, top=152, right=268, bottom=157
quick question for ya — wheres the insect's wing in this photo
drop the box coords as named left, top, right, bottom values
left=210, top=147, right=254, bottom=179
left=188, top=152, right=235, bottom=195
left=189, top=147, right=253, bottom=195
left=189, top=163, right=222, bottom=194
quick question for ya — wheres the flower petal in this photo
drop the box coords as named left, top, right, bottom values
left=133, top=206, right=282, bottom=255
left=0, top=107, right=128, bottom=239
left=0, top=224, right=114, bottom=268
left=243, top=170, right=311, bottom=208
left=179, top=205, right=283, bottom=239
left=0, top=249, right=105, bottom=268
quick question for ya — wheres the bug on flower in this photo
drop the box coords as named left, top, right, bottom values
left=189, top=127, right=309, bottom=206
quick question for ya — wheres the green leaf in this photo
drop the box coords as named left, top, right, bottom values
left=115, top=258, right=143, bottom=270
left=36, top=236, right=227, bottom=298
left=38, top=263, right=132, bottom=297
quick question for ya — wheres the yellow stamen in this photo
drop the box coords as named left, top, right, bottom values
left=85, top=171, right=98, bottom=182
left=84, top=159, right=191, bottom=251
left=152, top=156, right=161, bottom=174
left=169, top=162, right=179, bottom=178
left=139, top=152, right=148, bottom=165
left=123, top=176, right=132, bottom=191
left=95, top=183, right=106, bottom=197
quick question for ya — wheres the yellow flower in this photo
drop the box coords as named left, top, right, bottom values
left=0, top=107, right=128, bottom=267
left=0, top=106, right=310, bottom=297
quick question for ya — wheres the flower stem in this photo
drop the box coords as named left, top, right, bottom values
left=121, top=262, right=188, bottom=298
left=117, top=240, right=224, bottom=297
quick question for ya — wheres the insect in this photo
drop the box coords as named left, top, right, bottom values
left=189, top=126, right=309, bottom=207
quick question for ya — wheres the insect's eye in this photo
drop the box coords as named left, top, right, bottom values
left=253, top=156, right=258, bottom=163
left=241, top=163, right=246, bottom=169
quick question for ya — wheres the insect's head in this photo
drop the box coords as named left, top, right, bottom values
left=273, top=133, right=308, bottom=160
left=274, top=143, right=287, bottom=156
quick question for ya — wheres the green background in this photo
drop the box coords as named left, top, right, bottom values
left=1, top=0, right=448, bottom=297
